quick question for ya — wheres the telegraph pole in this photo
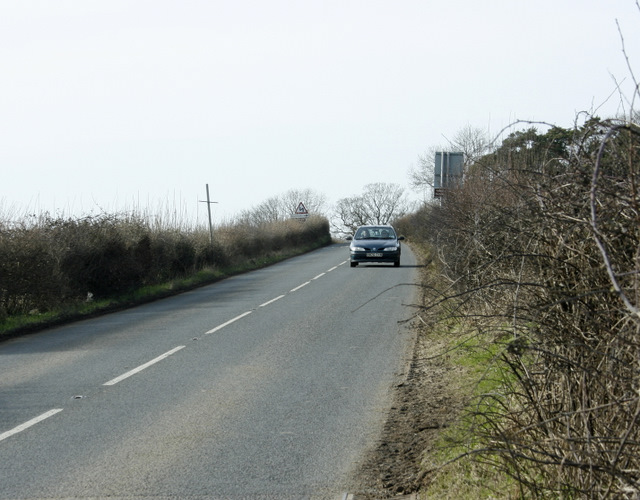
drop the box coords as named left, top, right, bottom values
left=199, top=184, right=218, bottom=246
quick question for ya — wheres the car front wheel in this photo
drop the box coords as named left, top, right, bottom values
left=350, top=262, right=358, bottom=267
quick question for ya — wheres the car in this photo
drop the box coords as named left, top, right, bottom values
left=346, top=224, right=404, bottom=267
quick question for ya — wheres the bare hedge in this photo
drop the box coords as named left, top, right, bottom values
left=399, top=118, right=640, bottom=497
left=0, top=214, right=330, bottom=318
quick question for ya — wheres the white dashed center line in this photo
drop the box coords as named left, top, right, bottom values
left=1, top=259, right=348, bottom=445
left=205, top=311, right=253, bottom=334
left=260, top=295, right=286, bottom=307
left=104, top=345, right=185, bottom=386
left=290, top=281, right=310, bottom=292
left=0, top=409, right=63, bottom=443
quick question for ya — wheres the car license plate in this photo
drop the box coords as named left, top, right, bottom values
left=366, top=252, right=383, bottom=257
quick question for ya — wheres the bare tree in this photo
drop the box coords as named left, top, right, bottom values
left=279, top=188, right=327, bottom=217
left=238, top=188, right=327, bottom=225
left=237, top=195, right=281, bottom=225
left=451, top=124, right=493, bottom=165
left=334, top=195, right=369, bottom=234
left=333, top=182, right=411, bottom=234
left=408, top=150, right=437, bottom=194
left=409, top=125, right=493, bottom=199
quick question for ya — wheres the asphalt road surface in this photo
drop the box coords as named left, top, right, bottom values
left=0, top=243, right=418, bottom=499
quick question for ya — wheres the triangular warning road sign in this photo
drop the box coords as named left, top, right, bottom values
left=295, top=202, right=308, bottom=215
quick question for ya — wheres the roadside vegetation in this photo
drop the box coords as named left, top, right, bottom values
left=2, top=26, right=638, bottom=499
left=396, top=108, right=640, bottom=498
left=0, top=177, right=411, bottom=338
left=0, top=210, right=330, bottom=336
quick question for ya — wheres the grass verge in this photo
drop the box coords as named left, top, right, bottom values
left=416, top=320, right=520, bottom=499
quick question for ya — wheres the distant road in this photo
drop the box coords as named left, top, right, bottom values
left=0, top=243, right=418, bottom=499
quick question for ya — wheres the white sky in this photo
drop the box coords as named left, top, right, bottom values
left=1, top=0, right=639, bottom=225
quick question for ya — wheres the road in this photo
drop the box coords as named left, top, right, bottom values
left=0, top=243, right=418, bottom=499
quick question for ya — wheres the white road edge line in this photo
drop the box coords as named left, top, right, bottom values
left=327, top=265, right=338, bottom=272
left=103, top=345, right=185, bottom=386
left=259, top=295, right=285, bottom=307
left=312, top=272, right=326, bottom=280
left=0, top=408, right=63, bottom=443
left=205, top=311, right=253, bottom=335
left=290, top=281, right=310, bottom=292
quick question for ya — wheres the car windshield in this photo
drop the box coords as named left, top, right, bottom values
left=355, top=227, right=396, bottom=240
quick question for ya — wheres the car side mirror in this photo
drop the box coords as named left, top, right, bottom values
left=398, top=236, right=405, bottom=241
left=345, top=236, right=353, bottom=241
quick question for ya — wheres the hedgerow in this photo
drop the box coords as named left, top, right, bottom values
left=0, top=213, right=330, bottom=324
left=399, top=116, right=640, bottom=498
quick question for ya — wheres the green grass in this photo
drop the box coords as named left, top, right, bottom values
left=418, top=323, right=520, bottom=499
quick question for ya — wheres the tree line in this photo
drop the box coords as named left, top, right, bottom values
left=236, top=184, right=414, bottom=236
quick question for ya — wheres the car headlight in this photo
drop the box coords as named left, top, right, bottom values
left=383, top=246, right=398, bottom=251
left=351, top=246, right=366, bottom=252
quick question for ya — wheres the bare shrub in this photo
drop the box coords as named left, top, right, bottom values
left=404, top=116, right=640, bottom=497
left=215, top=215, right=329, bottom=260
left=0, top=224, right=60, bottom=314
left=0, top=211, right=330, bottom=321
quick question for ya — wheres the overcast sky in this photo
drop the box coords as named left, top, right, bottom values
left=1, top=0, right=639, bottom=225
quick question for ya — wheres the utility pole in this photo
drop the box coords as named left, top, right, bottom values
left=199, top=184, right=218, bottom=246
